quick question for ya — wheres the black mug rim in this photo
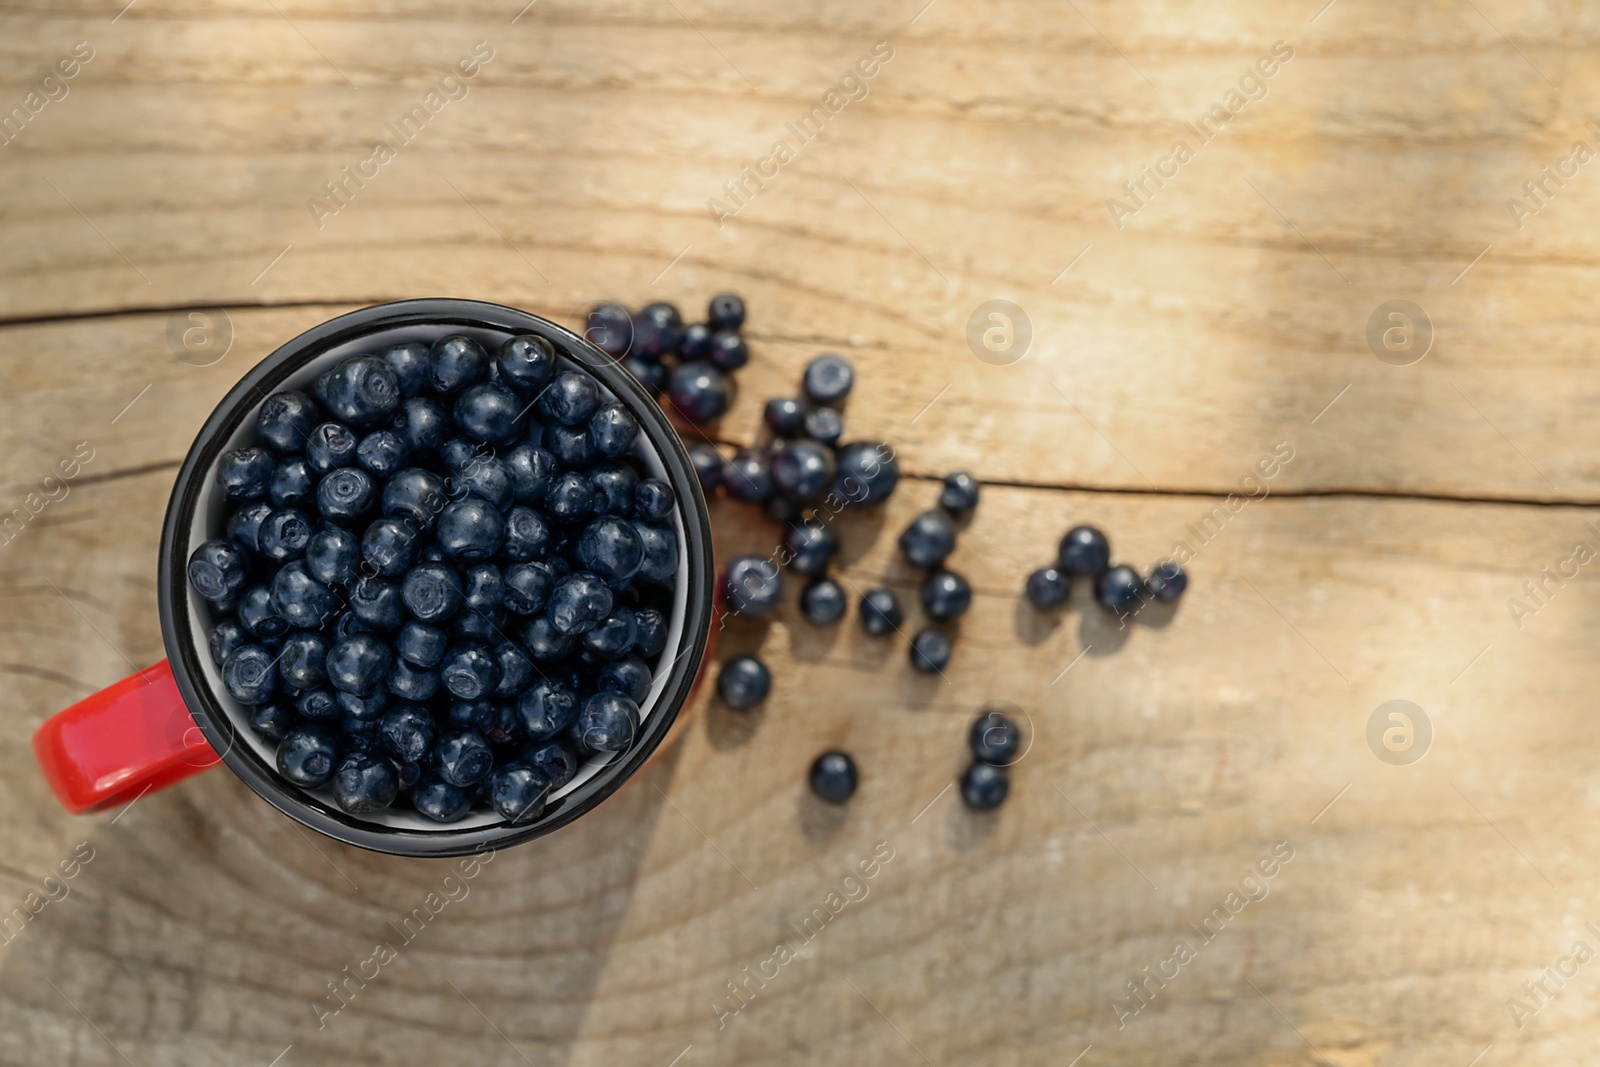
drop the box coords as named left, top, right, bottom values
left=157, top=298, right=714, bottom=857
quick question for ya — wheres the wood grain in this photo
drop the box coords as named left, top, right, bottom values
left=1, top=1, right=1598, bottom=1065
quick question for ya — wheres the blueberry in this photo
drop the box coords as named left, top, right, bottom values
left=898, top=511, right=956, bottom=568
left=493, top=640, right=535, bottom=697
left=708, top=330, right=748, bottom=371
left=717, top=656, right=771, bottom=710
left=377, top=469, right=444, bottom=531
left=380, top=341, right=432, bottom=397
left=391, top=397, right=451, bottom=456
left=248, top=701, right=294, bottom=742
left=412, top=777, right=473, bottom=822
left=327, top=633, right=391, bottom=696
left=256, top=391, right=319, bottom=454
left=401, top=562, right=464, bottom=622
left=497, top=506, right=549, bottom=563
left=217, top=447, right=274, bottom=501
left=396, top=620, right=447, bottom=668
left=430, top=335, right=490, bottom=394
left=297, top=532, right=353, bottom=590
left=543, top=472, right=594, bottom=524
left=349, top=574, right=405, bottom=631
left=598, top=656, right=652, bottom=703
left=1025, top=566, right=1068, bottom=609
left=448, top=699, right=497, bottom=732
left=450, top=608, right=505, bottom=645
left=439, top=436, right=487, bottom=474
left=623, top=355, right=667, bottom=395
left=440, top=645, right=501, bottom=701
left=455, top=382, right=523, bottom=444
left=708, top=291, right=746, bottom=331
left=688, top=442, right=724, bottom=493
left=722, top=555, right=782, bottom=619
left=459, top=563, right=504, bottom=614
left=585, top=463, right=637, bottom=518
left=1095, top=565, right=1146, bottom=614
left=187, top=539, right=247, bottom=602
left=723, top=449, right=773, bottom=504
left=355, top=517, right=415, bottom=578
left=939, top=472, right=980, bottom=514
left=504, top=561, right=555, bottom=616
left=970, top=710, right=1021, bottom=765
left=387, top=660, right=439, bottom=702
left=547, top=422, right=597, bottom=468
left=323, top=355, right=401, bottom=426
left=764, top=496, right=803, bottom=526
left=436, top=498, right=505, bottom=560
left=268, top=458, right=315, bottom=510
left=680, top=322, right=713, bottom=360
left=582, top=610, right=637, bottom=658
left=333, top=753, right=399, bottom=814
left=577, top=517, right=643, bottom=584
left=577, top=692, right=639, bottom=751
left=453, top=456, right=514, bottom=510
left=585, top=303, right=636, bottom=356
left=208, top=620, right=247, bottom=666
left=305, top=422, right=360, bottom=474
left=801, top=579, right=847, bottom=625
left=804, top=407, right=843, bottom=447
left=296, top=688, right=341, bottom=720
left=783, top=522, right=838, bottom=576
left=634, top=523, right=678, bottom=583
left=803, top=354, right=854, bottom=405
left=333, top=611, right=371, bottom=642
left=525, top=739, right=579, bottom=790
left=764, top=397, right=805, bottom=435
left=833, top=442, right=900, bottom=506
left=634, top=479, right=675, bottom=522
left=960, top=762, right=1009, bottom=810
left=809, top=751, right=857, bottom=803
left=316, top=468, right=376, bottom=524
left=1058, top=525, right=1110, bottom=576
left=337, top=689, right=389, bottom=720
left=379, top=705, right=435, bottom=762
left=1146, top=561, right=1188, bottom=603
left=547, top=572, right=613, bottom=635
left=271, top=560, right=337, bottom=628
left=536, top=371, right=601, bottom=426
left=504, top=443, right=558, bottom=505
left=488, top=763, right=551, bottom=824
left=435, top=730, right=494, bottom=787
left=632, top=301, right=684, bottom=360
left=668, top=362, right=730, bottom=423
left=859, top=588, right=903, bottom=636
left=238, top=584, right=289, bottom=638
left=223, top=644, right=278, bottom=704
left=277, top=727, right=337, bottom=787
left=771, top=440, right=835, bottom=502
left=226, top=501, right=274, bottom=556
left=517, top=678, right=579, bottom=739
left=920, top=569, right=972, bottom=621
left=910, top=628, right=951, bottom=673
left=633, top=608, right=668, bottom=657
left=497, top=333, right=557, bottom=390
left=355, top=430, right=408, bottom=478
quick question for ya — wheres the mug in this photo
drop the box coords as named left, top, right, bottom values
left=32, top=299, right=715, bottom=856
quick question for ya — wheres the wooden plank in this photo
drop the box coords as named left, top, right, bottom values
left=0, top=464, right=1592, bottom=1064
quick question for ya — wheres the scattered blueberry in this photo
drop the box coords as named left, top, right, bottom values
left=898, top=510, right=955, bottom=568
left=668, top=362, right=730, bottom=424
left=809, top=751, right=857, bottom=803
left=771, top=440, right=834, bottom=502
left=801, top=579, right=847, bottom=625
left=859, top=588, right=903, bottom=635
left=920, top=569, right=972, bottom=621
left=688, top=441, right=724, bottom=493
left=909, top=628, right=951, bottom=673
left=1146, top=561, right=1188, bottom=603
left=833, top=442, right=900, bottom=506
left=1024, top=566, right=1068, bottom=610
left=960, top=762, right=1009, bottom=810
left=939, top=472, right=979, bottom=515
left=723, top=449, right=773, bottom=504
left=722, top=555, right=783, bottom=619
left=804, top=407, right=843, bottom=447
left=802, top=354, right=854, bottom=405
left=763, top=397, right=805, bottom=436
left=584, top=304, right=634, bottom=358
left=1095, top=565, right=1146, bottom=614
left=707, top=292, right=746, bottom=331
left=783, top=522, right=839, bottom=576
left=717, top=655, right=771, bottom=710
left=969, top=710, right=1021, bottom=765
left=1058, top=525, right=1110, bottom=576
left=708, top=331, right=749, bottom=372
left=632, top=302, right=684, bottom=360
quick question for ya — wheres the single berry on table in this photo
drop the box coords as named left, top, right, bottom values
left=801, top=578, right=847, bottom=625
left=960, top=762, right=1009, bottom=810
left=680, top=322, right=713, bottom=361
left=803, top=354, right=854, bottom=405
left=920, top=569, right=972, bottom=621
left=909, top=628, right=952, bottom=673
left=969, top=710, right=1021, bottom=765
left=939, top=472, right=980, bottom=515
left=898, top=510, right=956, bottom=569
left=717, top=655, right=772, bottom=710
left=722, top=555, right=783, bottom=619
left=809, top=751, right=858, bottom=803
left=1145, top=561, right=1188, bottom=603
left=859, top=588, right=903, bottom=635
left=1058, top=525, right=1110, bottom=575
left=1024, top=566, right=1068, bottom=609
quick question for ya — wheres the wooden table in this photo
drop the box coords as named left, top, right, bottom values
left=1, top=2, right=1596, bottom=1064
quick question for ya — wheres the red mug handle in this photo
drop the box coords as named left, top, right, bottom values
left=33, top=660, right=219, bottom=814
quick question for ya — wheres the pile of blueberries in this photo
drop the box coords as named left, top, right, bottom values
left=1023, top=524, right=1188, bottom=615
left=184, top=332, right=680, bottom=824
left=883, top=473, right=981, bottom=673
left=583, top=294, right=747, bottom=425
